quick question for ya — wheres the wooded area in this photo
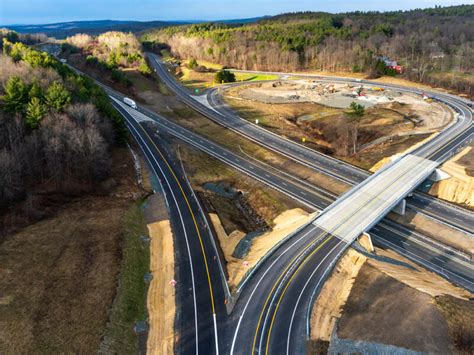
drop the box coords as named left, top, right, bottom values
left=63, top=31, right=152, bottom=86
left=0, top=38, right=126, bottom=208
left=142, top=5, right=474, bottom=96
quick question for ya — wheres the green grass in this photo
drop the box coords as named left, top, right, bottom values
left=124, top=70, right=155, bottom=91
left=100, top=202, right=150, bottom=354
left=234, top=72, right=279, bottom=82
left=158, top=81, right=171, bottom=95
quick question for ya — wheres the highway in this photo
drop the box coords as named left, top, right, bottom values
left=144, top=54, right=473, bottom=354
left=109, top=92, right=472, bottom=354
left=59, top=48, right=472, bottom=354
left=100, top=68, right=472, bottom=354
left=111, top=99, right=228, bottom=354
left=147, top=52, right=474, bottom=234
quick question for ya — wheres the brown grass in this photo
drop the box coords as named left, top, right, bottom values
left=436, top=295, right=474, bottom=353
left=0, top=148, right=144, bottom=353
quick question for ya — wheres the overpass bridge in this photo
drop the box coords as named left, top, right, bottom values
left=312, top=108, right=472, bottom=245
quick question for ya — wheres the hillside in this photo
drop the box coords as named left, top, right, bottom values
left=0, top=34, right=152, bottom=353
left=0, top=37, right=126, bottom=219
left=142, top=5, right=474, bottom=96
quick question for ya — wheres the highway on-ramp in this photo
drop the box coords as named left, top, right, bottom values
left=64, top=51, right=472, bottom=354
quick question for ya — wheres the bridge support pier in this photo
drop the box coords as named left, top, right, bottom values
left=392, top=199, right=406, bottom=215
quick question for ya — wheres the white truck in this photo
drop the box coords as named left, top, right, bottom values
left=123, top=97, right=137, bottom=109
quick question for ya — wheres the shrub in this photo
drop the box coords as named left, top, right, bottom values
left=214, top=70, right=236, bottom=83
left=194, top=65, right=208, bottom=73
left=188, top=58, right=198, bottom=69
left=138, top=61, right=152, bottom=75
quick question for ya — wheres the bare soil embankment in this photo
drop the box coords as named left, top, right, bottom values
left=147, top=218, right=175, bottom=355
left=309, top=244, right=473, bottom=354
left=429, top=146, right=474, bottom=208
left=210, top=208, right=314, bottom=290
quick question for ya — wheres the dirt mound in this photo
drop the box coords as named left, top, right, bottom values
left=430, top=147, right=474, bottom=207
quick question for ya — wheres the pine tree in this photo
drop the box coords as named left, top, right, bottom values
left=25, top=97, right=46, bottom=129
left=1, top=76, right=29, bottom=113
left=29, top=82, right=43, bottom=100
left=44, top=81, right=71, bottom=112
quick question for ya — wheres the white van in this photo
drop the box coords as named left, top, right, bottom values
left=123, top=97, right=137, bottom=109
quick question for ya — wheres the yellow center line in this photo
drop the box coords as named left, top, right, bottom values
left=251, top=230, right=331, bottom=352
left=259, top=149, right=437, bottom=351
left=138, top=122, right=216, bottom=314
left=260, top=128, right=470, bottom=352
left=265, top=236, right=335, bottom=355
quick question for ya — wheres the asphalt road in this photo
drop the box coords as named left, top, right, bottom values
left=147, top=52, right=474, bottom=234
left=104, top=70, right=472, bottom=354
left=64, top=51, right=472, bottom=354
left=112, top=100, right=228, bottom=354
left=109, top=92, right=473, bottom=355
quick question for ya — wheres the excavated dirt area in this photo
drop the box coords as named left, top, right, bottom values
left=234, top=80, right=451, bottom=132
left=210, top=208, right=315, bottom=290
left=309, top=243, right=473, bottom=355
left=224, top=81, right=452, bottom=169
left=146, top=218, right=175, bottom=355
left=430, top=146, right=474, bottom=207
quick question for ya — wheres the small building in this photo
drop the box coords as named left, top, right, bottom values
left=387, top=65, right=404, bottom=74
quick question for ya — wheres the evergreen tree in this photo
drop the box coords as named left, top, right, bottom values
left=45, top=81, right=71, bottom=112
left=214, top=70, right=236, bottom=83
left=29, top=82, right=43, bottom=100
left=1, top=76, right=29, bottom=113
left=25, top=97, right=46, bottom=129
left=348, top=102, right=365, bottom=117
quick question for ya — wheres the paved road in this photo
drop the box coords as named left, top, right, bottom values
left=147, top=52, right=474, bottom=234
left=112, top=100, right=228, bottom=354
left=65, top=51, right=472, bottom=354
left=110, top=90, right=472, bottom=355
left=145, top=55, right=473, bottom=354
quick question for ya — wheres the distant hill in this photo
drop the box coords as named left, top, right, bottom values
left=3, top=17, right=267, bottom=39
left=4, top=20, right=187, bottom=39
left=219, top=16, right=270, bottom=24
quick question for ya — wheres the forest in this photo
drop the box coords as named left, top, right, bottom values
left=63, top=31, right=152, bottom=86
left=142, top=5, right=474, bottom=96
left=0, top=36, right=126, bottom=208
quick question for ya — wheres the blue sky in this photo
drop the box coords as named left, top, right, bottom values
left=1, top=0, right=472, bottom=25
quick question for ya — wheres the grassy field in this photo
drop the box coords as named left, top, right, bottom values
left=234, top=72, right=280, bottom=82
left=0, top=148, right=147, bottom=353
left=177, top=58, right=279, bottom=93
left=101, top=202, right=150, bottom=354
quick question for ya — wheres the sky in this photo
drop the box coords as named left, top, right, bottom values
left=1, top=0, right=472, bottom=25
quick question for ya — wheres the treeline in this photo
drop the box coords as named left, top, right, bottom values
left=0, top=39, right=126, bottom=207
left=142, top=5, right=474, bottom=96
left=0, top=28, right=49, bottom=46
left=63, top=31, right=152, bottom=86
